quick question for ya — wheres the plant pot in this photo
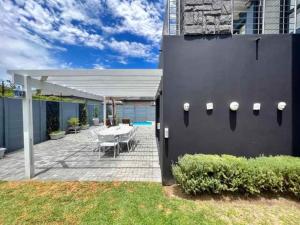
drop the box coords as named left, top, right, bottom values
left=81, top=124, right=90, bottom=130
left=49, top=131, right=65, bottom=140
left=0, top=148, right=6, bottom=159
left=93, top=118, right=100, bottom=126
left=68, top=126, right=81, bottom=134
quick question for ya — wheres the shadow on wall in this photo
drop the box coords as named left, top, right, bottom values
left=229, top=110, right=237, bottom=131
left=184, top=35, right=232, bottom=41
left=183, top=111, right=189, bottom=127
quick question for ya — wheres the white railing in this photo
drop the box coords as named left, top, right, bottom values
left=232, top=0, right=299, bottom=34
left=163, top=0, right=180, bottom=35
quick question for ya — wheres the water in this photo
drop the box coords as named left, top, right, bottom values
left=132, top=121, right=153, bottom=126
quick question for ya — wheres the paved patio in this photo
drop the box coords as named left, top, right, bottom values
left=0, top=125, right=161, bottom=182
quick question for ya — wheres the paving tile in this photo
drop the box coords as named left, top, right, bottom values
left=0, top=125, right=161, bottom=182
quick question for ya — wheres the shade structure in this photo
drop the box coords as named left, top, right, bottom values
left=8, top=69, right=163, bottom=99
left=7, top=69, right=162, bottom=179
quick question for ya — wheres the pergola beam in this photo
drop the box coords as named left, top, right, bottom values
left=8, top=69, right=162, bottom=77
left=12, top=73, right=102, bottom=101
left=9, top=69, right=162, bottom=98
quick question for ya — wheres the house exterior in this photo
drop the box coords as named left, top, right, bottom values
left=157, top=0, right=300, bottom=184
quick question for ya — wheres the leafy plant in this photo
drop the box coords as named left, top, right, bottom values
left=172, top=154, right=300, bottom=197
left=79, top=103, right=88, bottom=125
left=67, top=117, right=79, bottom=127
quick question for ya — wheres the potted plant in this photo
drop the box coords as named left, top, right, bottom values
left=49, top=130, right=65, bottom=140
left=92, top=106, right=100, bottom=126
left=80, top=104, right=89, bottom=130
left=68, top=117, right=80, bottom=133
left=0, top=148, right=6, bottom=159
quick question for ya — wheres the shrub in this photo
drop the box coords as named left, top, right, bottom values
left=68, top=117, right=79, bottom=127
left=79, top=104, right=88, bottom=125
left=172, top=154, right=300, bottom=197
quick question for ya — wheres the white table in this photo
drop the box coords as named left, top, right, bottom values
left=99, top=125, right=133, bottom=136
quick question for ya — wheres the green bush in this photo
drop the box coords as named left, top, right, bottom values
left=67, top=117, right=79, bottom=127
left=172, top=154, right=300, bottom=197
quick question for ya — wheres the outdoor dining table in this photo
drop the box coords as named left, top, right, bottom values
left=98, top=125, right=133, bottom=136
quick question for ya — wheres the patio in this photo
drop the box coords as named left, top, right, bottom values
left=0, top=125, right=161, bottom=182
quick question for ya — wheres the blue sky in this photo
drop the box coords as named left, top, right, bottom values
left=0, top=0, right=164, bottom=79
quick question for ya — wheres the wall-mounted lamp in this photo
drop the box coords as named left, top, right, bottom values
left=164, top=127, right=169, bottom=138
left=253, top=103, right=261, bottom=111
left=230, top=102, right=239, bottom=111
left=278, top=102, right=286, bottom=111
left=206, top=102, right=213, bottom=110
left=183, top=102, right=190, bottom=111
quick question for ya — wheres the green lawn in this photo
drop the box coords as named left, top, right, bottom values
left=0, top=181, right=299, bottom=225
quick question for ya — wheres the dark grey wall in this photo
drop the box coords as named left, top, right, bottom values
left=59, top=102, right=79, bottom=130
left=160, top=34, right=299, bottom=184
left=1, top=99, right=47, bottom=152
left=33, top=101, right=47, bottom=144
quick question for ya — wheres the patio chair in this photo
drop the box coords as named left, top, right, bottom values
left=122, top=119, right=131, bottom=124
left=98, top=134, right=119, bottom=159
left=119, top=130, right=133, bottom=152
left=131, top=127, right=138, bottom=149
left=89, top=129, right=101, bottom=152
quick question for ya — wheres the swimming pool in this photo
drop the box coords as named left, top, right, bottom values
left=132, top=121, right=153, bottom=126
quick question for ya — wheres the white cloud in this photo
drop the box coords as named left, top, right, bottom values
left=106, top=38, right=154, bottom=60
left=0, top=0, right=105, bottom=50
left=0, top=0, right=163, bottom=79
left=0, top=35, right=64, bottom=80
left=106, top=0, right=164, bottom=43
left=93, top=63, right=106, bottom=69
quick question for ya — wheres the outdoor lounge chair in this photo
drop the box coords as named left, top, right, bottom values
left=98, top=134, right=119, bottom=159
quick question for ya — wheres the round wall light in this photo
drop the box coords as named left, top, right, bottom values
left=230, top=102, right=239, bottom=111
left=183, top=102, right=190, bottom=111
left=277, top=102, right=286, bottom=111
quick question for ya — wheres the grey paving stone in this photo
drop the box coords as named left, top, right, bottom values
left=0, top=126, right=161, bottom=182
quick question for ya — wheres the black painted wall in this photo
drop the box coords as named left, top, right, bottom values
left=159, top=34, right=300, bottom=184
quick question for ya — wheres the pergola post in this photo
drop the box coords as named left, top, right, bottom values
left=22, top=76, right=34, bottom=178
left=103, top=96, right=107, bottom=127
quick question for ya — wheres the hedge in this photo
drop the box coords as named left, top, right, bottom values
left=172, top=154, right=300, bottom=197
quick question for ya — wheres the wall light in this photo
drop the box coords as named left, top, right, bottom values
left=206, top=102, right=213, bottom=110
left=183, top=102, right=190, bottom=111
left=278, top=102, right=286, bottom=111
left=253, top=103, right=261, bottom=111
left=230, top=102, right=239, bottom=111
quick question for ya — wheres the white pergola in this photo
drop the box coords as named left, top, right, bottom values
left=7, top=69, right=162, bottom=179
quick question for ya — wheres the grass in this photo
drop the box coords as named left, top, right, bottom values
left=0, top=181, right=299, bottom=225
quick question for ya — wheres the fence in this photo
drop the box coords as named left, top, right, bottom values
left=0, top=98, right=102, bottom=152
left=116, top=103, right=155, bottom=122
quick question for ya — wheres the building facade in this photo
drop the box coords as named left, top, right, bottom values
left=158, top=0, right=300, bottom=184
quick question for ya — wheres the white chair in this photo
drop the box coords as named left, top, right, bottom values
left=119, top=130, right=133, bottom=152
left=131, top=127, right=138, bottom=149
left=98, top=134, right=119, bottom=159
left=89, top=129, right=101, bottom=152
